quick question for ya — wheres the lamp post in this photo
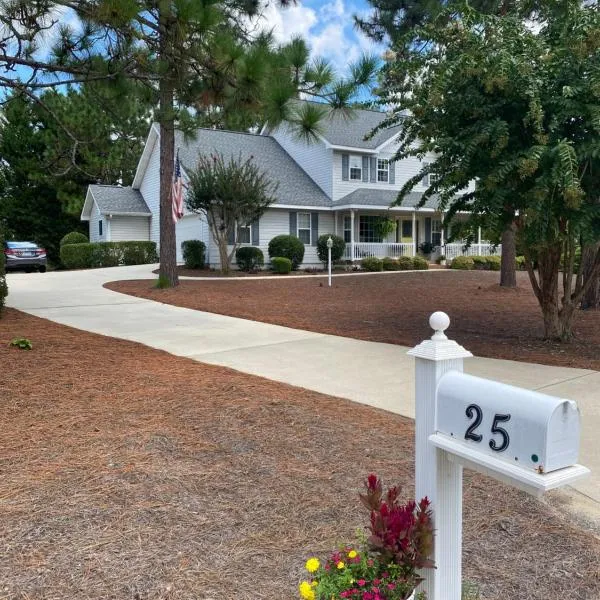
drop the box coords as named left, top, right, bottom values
left=327, top=236, right=333, bottom=287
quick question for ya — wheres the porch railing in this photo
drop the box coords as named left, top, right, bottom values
left=343, top=243, right=415, bottom=261
left=443, top=243, right=502, bottom=261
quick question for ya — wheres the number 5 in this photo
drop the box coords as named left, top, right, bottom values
left=489, top=414, right=511, bottom=452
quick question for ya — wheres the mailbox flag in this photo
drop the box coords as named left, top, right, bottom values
left=172, top=150, right=184, bottom=224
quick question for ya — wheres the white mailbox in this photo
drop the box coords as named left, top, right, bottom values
left=436, top=370, right=581, bottom=474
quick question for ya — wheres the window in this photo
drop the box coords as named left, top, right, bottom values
left=359, top=216, right=383, bottom=243
left=431, top=219, right=442, bottom=247
left=297, top=212, right=311, bottom=245
left=237, top=223, right=251, bottom=244
left=422, top=161, right=438, bottom=187
left=402, top=220, right=413, bottom=238
left=349, top=155, right=362, bottom=181
left=343, top=216, right=352, bottom=243
left=377, top=159, right=389, bottom=183
left=99, top=219, right=103, bottom=237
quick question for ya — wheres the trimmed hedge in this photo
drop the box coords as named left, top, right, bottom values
left=60, top=241, right=158, bottom=270
left=271, top=256, right=292, bottom=274
left=413, top=256, right=429, bottom=270
left=451, top=256, right=475, bottom=270
left=182, top=240, right=206, bottom=269
left=316, top=234, right=346, bottom=265
left=361, top=257, right=383, bottom=272
left=397, top=256, right=414, bottom=271
left=60, top=231, right=88, bottom=246
left=383, top=257, right=401, bottom=271
left=268, top=235, right=305, bottom=270
left=0, top=230, right=7, bottom=316
left=486, top=255, right=501, bottom=271
left=236, top=246, right=264, bottom=272
left=451, top=255, right=503, bottom=271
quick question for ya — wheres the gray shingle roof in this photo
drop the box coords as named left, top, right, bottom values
left=313, top=105, right=402, bottom=150
left=176, top=129, right=331, bottom=207
left=89, top=185, right=151, bottom=215
left=333, top=188, right=440, bottom=209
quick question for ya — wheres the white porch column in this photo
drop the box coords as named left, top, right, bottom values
left=412, top=211, right=417, bottom=256
left=350, top=210, right=355, bottom=261
left=407, top=313, right=472, bottom=600
left=334, top=212, right=338, bottom=236
left=440, top=212, right=445, bottom=248
left=477, top=226, right=482, bottom=255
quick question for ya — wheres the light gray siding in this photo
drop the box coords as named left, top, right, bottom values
left=110, top=216, right=150, bottom=242
left=89, top=201, right=107, bottom=243
left=139, top=134, right=161, bottom=247
left=176, top=214, right=210, bottom=263
left=270, top=124, right=333, bottom=197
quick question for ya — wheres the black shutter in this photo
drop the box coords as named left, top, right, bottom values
left=342, top=154, right=349, bottom=181
left=389, top=161, right=395, bottom=184
left=289, top=211, right=297, bottom=235
left=227, top=225, right=235, bottom=245
left=362, top=156, right=369, bottom=182
left=370, top=157, right=377, bottom=182
left=425, top=217, right=432, bottom=243
left=311, top=212, right=319, bottom=246
left=252, top=218, right=259, bottom=246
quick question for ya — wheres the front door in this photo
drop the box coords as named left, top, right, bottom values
left=400, top=219, right=413, bottom=244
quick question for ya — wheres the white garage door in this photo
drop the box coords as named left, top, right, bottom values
left=176, top=214, right=209, bottom=263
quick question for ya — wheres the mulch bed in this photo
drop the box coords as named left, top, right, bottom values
left=108, top=271, right=600, bottom=371
left=0, top=308, right=599, bottom=599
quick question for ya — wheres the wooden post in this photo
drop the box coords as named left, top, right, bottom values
left=407, top=312, right=472, bottom=599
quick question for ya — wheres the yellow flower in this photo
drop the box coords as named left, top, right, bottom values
left=299, top=581, right=315, bottom=600
left=305, top=557, right=320, bottom=573
left=336, top=561, right=345, bottom=569
left=347, top=550, right=357, bottom=559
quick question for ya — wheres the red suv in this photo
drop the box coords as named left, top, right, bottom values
left=4, top=241, right=47, bottom=272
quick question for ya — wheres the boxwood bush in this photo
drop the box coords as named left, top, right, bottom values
left=316, top=234, right=346, bottom=266
left=472, top=256, right=488, bottom=270
left=60, top=231, right=88, bottom=247
left=271, top=256, right=292, bottom=274
left=382, top=257, right=400, bottom=271
left=182, top=240, right=206, bottom=269
left=60, top=241, right=157, bottom=270
left=236, top=246, right=264, bottom=272
left=361, top=256, right=383, bottom=272
left=268, top=235, right=304, bottom=270
left=413, top=256, right=429, bottom=270
left=486, top=255, right=501, bottom=271
left=0, top=230, right=7, bottom=316
left=397, top=256, right=414, bottom=270
left=451, top=256, right=475, bottom=270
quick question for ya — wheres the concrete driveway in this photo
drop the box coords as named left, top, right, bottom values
left=7, top=264, right=600, bottom=512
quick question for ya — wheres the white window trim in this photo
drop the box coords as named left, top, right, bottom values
left=349, top=155, right=363, bottom=181
left=297, top=212, right=311, bottom=245
left=377, top=159, right=389, bottom=183
left=236, top=222, right=252, bottom=244
left=343, top=216, right=352, bottom=243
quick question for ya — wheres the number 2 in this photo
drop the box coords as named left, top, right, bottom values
left=464, top=405, right=511, bottom=452
left=465, top=404, right=483, bottom=442
left=489, top=414, right=511, bottom=452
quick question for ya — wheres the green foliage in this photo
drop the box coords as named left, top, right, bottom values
left=413, top=256, right=429, bottom=270
left=10, top=337, right=32, bottom=350
left=60, top=242, right=157, bottom=270
left=451, top=256, right=475, bottom=270
left=316, top=234, right=346, bottom=265
left=472, top=256, right=489, bottom=270
left=361, top=257, right=383, bottom=271
left=0, top=229, right=7, bottom=316
left=271, top=256, right=292, bottom=274
left=516, top=256, right=526, bottom=270
left=182, top=240, right=206, bottom=269
left=382, top=257, right=400, bottom=271
left=486, top=255, right=501, bottom=271
left=268, top=235, right=305, bottom=270
left=155, top=275, right=171, bottom=289
left=60, top=232, right=89, bottom=247
left=397, top=256, right=414, bottom=270
left=236, top=246, right=264, bottom=271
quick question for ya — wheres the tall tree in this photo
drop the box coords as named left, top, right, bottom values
left=371, top=0, right=599, bottom=340
left=1, top=2, right=377, bottom=287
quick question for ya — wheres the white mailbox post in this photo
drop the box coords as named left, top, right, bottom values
left=408, top=312, right=590, bottom=600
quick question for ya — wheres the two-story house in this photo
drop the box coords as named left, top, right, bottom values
left=81, top=105, right=498, bottom=267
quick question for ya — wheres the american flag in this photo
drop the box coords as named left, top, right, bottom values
left=171, top=149, right=184, bottom=224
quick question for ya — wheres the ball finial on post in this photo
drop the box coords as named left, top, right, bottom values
left=429, top=311, right=450, bottom=341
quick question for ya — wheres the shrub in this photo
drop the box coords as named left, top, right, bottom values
left=361, top=257, right=383, bottom=271
left=268, top=235, right=305, bottom=270
left=60, top=231, right=88, bottom=246
left=271, top=256, right=292, bottom=274
left=236, top=246, right=264, bottom=271
left=451, top=256, right=475, bottom=270
left=472, top=255, right=488, bottom=270
left=413, top=256, right=430, bottom=270
left=316, top=234, right=346, bottom=265
left=382, top=257, right=400, bottom=271
left=182, top=240, right=206, bottom=269
left=60, top=241, right=158, bottom=270
left=0, top=230, right=7, bottom=317
left=516, top=255, right=526, bottom=270
left=397, top=255, right=414, bottom=270
left=486, top=255, right=501, bottom=271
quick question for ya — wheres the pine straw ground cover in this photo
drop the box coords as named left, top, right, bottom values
left=107, top=270, right=600, bottom=371
left=1, top=308, right=599, bottom=600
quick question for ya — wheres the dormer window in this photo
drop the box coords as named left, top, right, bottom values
left=349, top=155, right=363, bottom=180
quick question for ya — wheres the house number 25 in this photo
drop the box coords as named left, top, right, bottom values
left=465, top=404, right=511, bottom=452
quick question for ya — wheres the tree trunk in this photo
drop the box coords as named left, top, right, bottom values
left=218, top=236, right=231, bottom=275
left=580, top=242, right=600, bottom=310
left=500, top=222, right=517, bottom=287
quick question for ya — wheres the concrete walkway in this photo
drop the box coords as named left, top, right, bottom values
left=6, top=264, right=600, bottom=512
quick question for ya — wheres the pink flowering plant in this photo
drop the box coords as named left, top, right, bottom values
left=299, top=475, right=434, bottom=600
